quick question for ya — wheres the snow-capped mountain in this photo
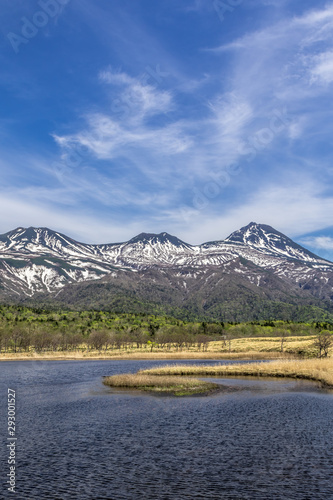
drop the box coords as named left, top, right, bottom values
left=1, top=223, right=333, bottom=321
left=98, top=232, right=196, bottom=267
left=224, top=222, right=326, bottom=263
left=0, top=227, right=120, bottom=296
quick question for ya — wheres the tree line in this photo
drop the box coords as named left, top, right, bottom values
left=0, top=323, right=224, bottom=353
left=0, top=305, right=332, bottom=357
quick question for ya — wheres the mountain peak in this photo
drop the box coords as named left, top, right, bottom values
left=0, top=226, right=91, bottom=257
left=226, top=222, right=282, bottom=243
left=128, top=232, right=191, bottom=248
left=225, top=222, right=324, bottom=262
left=0, top=223, right=332, bottom=313
left=2, top=226, right=56, bottom=239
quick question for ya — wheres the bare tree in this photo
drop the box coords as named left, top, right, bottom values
left=0, top=328, right=11, bottom=353
left=10, top=327, right=23, bottom=353
left=68, top=333, right=84, bottom=351
left=50, top=333, right=62, bottom=351
left=88, top=330, right=110, bottom=351
left=221, top=332, right=234, bottom=353
left=33, top=330, right=52, bottom=352
left=155, top=328, right=171, bottom=350
left=275, top=329, right=289, bottom=353
left=313, top=330, right=333, bottom=358
left=105, top=330, right=117, bottom=350
left=170, top=327, right=189, bottom=351
left=17, top=326, right=33, bottom=352
left=197, top=334, right=211, bottom=351
left=129, top=327, right=147, bottom=349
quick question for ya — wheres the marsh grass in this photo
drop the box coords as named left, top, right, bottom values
left=1, top=334, right=320, bottom=362
left=0, top=349, right=294, bottom=362
left=1, top=335, right=318, bottom=360
left=103, top=373, right=219, bottom=396
left=140, top=358, right=333, bottom=388
left=216, top=336, right=317, bottom=356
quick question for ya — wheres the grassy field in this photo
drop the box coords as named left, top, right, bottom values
left=0, top=335, right=319, bottom=360
left=0, top=348, right=294, bottom=361
left=216, top=335, right=317, bottom=354
left=140, top=358, right=333, bottom=388
left=103, top=373, right=220, bottom=396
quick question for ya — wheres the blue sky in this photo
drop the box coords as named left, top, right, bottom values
left=1, top=0, right=333, bottom=259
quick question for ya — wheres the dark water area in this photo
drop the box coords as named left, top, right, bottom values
left=0, top=359, right=332, bottom=500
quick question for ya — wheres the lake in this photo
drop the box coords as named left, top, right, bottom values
left=0, top=359, right=332, bottom=499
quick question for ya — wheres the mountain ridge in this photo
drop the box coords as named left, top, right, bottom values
left=0, top=222, right=329, bottom=264
left=1, top=222, right=333, bottom=322
left=224, top=222, right=327, bottom=263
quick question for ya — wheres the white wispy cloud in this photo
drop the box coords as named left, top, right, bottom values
left=300, top=236, right=333, bottom=251
left=57, top=3, right=333, bottom=184
left=163, top=177, right=333, bottom=244
left=1, top=165, right=333, bottom=248
left=99, top=69, right=135, bottom=86
left=309, top=51, right=333, bottom=84
left=5, top=2, right=333, bottom=246
left=54, top=114, right=192, bottom=165
left=296, top=4, right=333, bottom=28
left=99, top=68, right=174, bottom=120
left=0, top=191, right=146, bottom=244
left=211, top=4, right=333, bottom=102
left=53, top=78, right=258, bottom=190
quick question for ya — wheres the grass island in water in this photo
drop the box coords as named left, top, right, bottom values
left=140, top=358, right=333, bottom=388
left=103, top=358, right=333, bottom=397
left=103, top=373, right=223, bottom=396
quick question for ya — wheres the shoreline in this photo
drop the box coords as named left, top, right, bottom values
left=109, top=384, right=239, bottom=398
left=3, top=350, right=331, bottom=393
left=140, top=358, right=333, bottom=389
left=0, top=350, right=293, bottom=362
left=102, top=373, right=239, bottom=397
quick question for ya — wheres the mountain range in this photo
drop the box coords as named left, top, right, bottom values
left=1, top=222, right=333, bottom=322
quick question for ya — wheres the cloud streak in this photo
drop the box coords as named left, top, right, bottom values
left=300, top=236, right=333, bottom=251
left=2, top=1, right=333, bottom=259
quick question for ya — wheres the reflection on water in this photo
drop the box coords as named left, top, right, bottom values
left=0, top=359, right=332, bottom=499
left=202, top=375, right=330, bottom=393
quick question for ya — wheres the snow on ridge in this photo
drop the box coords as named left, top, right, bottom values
left=0, top=224, right=332, bottom=296
left=224, top=222, right=333, bottom=265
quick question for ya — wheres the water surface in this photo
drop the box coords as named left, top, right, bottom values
left=0, top=359, right=332, bottom=499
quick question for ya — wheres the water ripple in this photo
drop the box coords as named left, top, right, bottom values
left=0, top=360, right=332, bottom=499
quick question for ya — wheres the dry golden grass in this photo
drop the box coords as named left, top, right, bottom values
left=0, top=349, right=293, bottom=361
left=103, top=373, right=218, bottom=395
left=140, top=358, right=333, bottom=388
left=209, top=336, right=317, bottom=355
left=0, top=336, right=321, bottom=361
